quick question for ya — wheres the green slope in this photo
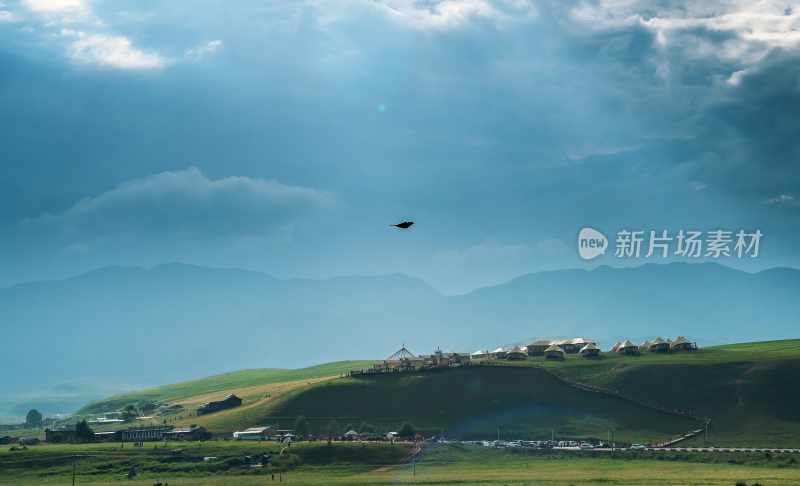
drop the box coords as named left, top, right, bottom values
left=264, top=366, right=699, bottom=444
left=78, top=360, right=376, bottom=414
left=537, top=340, right=800, bottom=446
left=76, top=340, right=800, bottom=447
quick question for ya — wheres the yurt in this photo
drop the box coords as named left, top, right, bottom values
left=579, top=342, right=600, bottom=358
left=506, top=346, right=528, bottom=360
left=616, top=339, right=639, bottom=355
left=544, top=344, right=566, bottom=360
left=648, top=337, right=670, bottom=353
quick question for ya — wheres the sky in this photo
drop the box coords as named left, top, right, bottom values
left=1, top=0, right=799, bottom=294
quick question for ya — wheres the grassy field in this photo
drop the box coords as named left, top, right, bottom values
left=29, top=339, right=800, bottom=449
left=514, top=340, right=800, bottom=446
left=265, top=366, right=699, bottom=444
left=2, top=441, right=800, bottom=485
left=79, top=360, right=376, bottom=414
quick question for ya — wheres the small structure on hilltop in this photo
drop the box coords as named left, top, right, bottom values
left=671, top=336, right=697, bottom=352
left=648, top=337, right=671, bottom=353
left=526, top=339, right=552, bottom=356
left=615, top=340, right=639, bottom=355
left=197, top=394, right=242, bottom=416
left=491, top=347, right=508, bottom=359
left=579, top=342, right=600, bottom=358
left=544, top=344, right=565, bottom=360
left=564, top=338, right=596, bottom=354
left=506, top=346, right=528, bottom=360
left=375, top=346, right=422, bottom=372
left=471, top=349, right=490, bottom=361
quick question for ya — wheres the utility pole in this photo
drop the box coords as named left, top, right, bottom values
left=72, top=455, right=76, bottom=486
left=497, top=426, right=501, bottom=442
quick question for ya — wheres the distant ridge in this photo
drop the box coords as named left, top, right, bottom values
left=1, top=262, right=798, bottom=399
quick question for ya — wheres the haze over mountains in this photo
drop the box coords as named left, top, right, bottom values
left=1, top=262, right=798, bottom=420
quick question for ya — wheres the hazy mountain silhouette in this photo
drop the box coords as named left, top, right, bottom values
left=1, top=262, right=798, bottom=418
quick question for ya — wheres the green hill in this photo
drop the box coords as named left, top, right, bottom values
left=264, top=366, right=698, bottom=444
left=542, top=340, right=800, bottom=446
left=74, top=340, right=800, bottom=447
left=79, top=360, right=377, bottom=414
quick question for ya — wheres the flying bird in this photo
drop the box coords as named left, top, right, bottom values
left=391, top=221, right=414, bottom=229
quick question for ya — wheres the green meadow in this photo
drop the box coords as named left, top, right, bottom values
left=2, top=442, right=800, bottom=486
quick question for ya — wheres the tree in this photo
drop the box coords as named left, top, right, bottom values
left=75, top=420, right=94, bottom=442
left=397, top=422, right=416, bottom=438
left=326, top=419, right=341, bottom=444
left=25, top=409, right=43, bottom=428
left=293, top=416, right=309, bottom=438
left=359, top=422, right=376, bottom=434
left=122, top=404, right=138, bottom=422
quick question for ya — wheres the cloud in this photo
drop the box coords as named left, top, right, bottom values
left=0, top=9, right=14, bottom=22
left=25, top=168, right=334, bottom=239
left=22, top=0, right=93, bottom=23
left=764, top=194, right=797, bottom=205
left=352, top=0, right=537, bottom=30
left=23, top=0, right=85, bottom=14
left=185, top=40, right=223, bottom=61
left=61, top=28, right=166, bottom=69
left=569, top=0, right=800, bottom=77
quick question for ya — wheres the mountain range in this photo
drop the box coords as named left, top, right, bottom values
left=1, top=262, right=798, bottom=420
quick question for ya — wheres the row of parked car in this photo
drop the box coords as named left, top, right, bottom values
left=475, top=439, right=609, bottom=450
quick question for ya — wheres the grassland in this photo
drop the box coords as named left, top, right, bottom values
left=79, top=360, right=376, bottom=414
left=34, top=340, right=800, bottom=449
left=2, top=441, right=800, bottom=485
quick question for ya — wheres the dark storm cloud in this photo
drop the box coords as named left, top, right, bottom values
left=1, top=0, right=800, bottom=291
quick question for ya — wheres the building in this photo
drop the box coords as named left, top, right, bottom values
left=491, top=347, right=508, bottom=359
left=671, top=336, right=697, bottom=352
left=45, top=428, right=77, bottom=443
left=197, top=394, right=242, bottom=416
left=506, top=346, right=528, bottom=360
left=163, top=425, right=211, bottom=441
left=526, top=340, right=552, bottom=356
left=471, top=349, right=490, bottom=361
left=233, top=426, right=275, bottom=440
left=343, top=430, right=360, bottom=440
left=544, top=344, right=565, bottom=360
left=121, top=426, right=174, bottom=442
left=648, top=337, right=671, bottom=353
left=93, top=431, right=122, bottom=442
left=579, top=342, right=600, bottom=357
left=615, top=339, right=639, bottom=355
left=562, top=338, right=596, bottom=354
left=381, top=346, right=424, bottom=372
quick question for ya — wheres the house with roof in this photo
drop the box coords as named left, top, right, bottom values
left=197, top=394, right=242, bottom=416
left=233, top=426, right=276, bottom=440
left=506, top=346, right=528, bottom=360
left=579, top=342, right=600, bottom=358
left=648, top=337, right=671, bottom=353
left=544, top=344, right=565, bottom=360
left=671, top=336, right=697, bottom=351
left=615, top=340, right=639, bottom=355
